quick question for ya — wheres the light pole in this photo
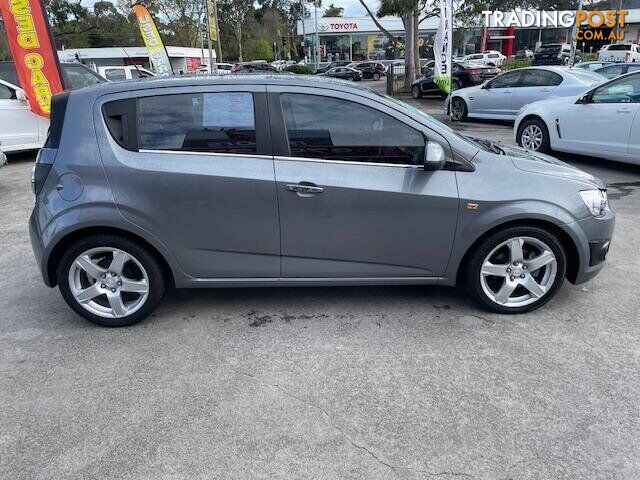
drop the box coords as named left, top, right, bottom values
left=314, top=0, right=320, bottom=71
left=569, top=0, right=584, bottom=67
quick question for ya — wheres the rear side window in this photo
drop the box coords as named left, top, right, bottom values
left=522, top=70, right=562, bottom=86
left=62, top=65, right=105, bottom=89
left=280, top=93, right=425, bottom=165
left=138, top=92, right=257, bottom=154
left=105, top=69, right=127, bottom=81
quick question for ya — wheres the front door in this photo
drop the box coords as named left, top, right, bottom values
left=267, top=87, right=459, bottom=278
left=469, top=70, right=524, bottom=117
left=557, top=74, right=640, bottom=157
left=96, top=86, right=280, bottom=278
left=0, top=82, right=40, bottom=151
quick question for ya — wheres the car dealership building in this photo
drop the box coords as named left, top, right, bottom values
left=298, top=8, right=640, bottom=62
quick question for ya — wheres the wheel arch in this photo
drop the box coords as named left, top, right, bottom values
left=46, top=226, right=175, bottom=288
left=516, top=114, right=553, bottom=145
left=455, top=218, right=580, bottom=285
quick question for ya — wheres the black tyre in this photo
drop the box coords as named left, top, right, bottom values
left=412, top=85, right=422, bottom=99
left=373, top=72, right=381, bottom=81
left=451, top=79, right=462, bottom=91
left=465, top=226, right=567, bottom=314
left=450, top=97, right=468, bottom=121
left=517, top=117, right=551, bottom=153
left=57, top=234, right=167, bottom=327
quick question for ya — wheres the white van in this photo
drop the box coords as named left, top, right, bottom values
left=96, top=66, right=156, bottom=81
left=598, top=43, right=640, bottom=63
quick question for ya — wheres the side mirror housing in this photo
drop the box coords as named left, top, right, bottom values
left=577, top=93, right=591, bottom=104
left=16, top=89, right=28, bottom=102
left=424, top=141, right=446, bottom=171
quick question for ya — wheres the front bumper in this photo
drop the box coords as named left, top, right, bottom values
left=562, top=208, right=615, bottom=284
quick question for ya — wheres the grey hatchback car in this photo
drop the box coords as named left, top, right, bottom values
left=30, top=75, right=614, bottom=326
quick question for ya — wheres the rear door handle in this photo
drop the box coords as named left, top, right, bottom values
left=285, top=183, right=324, bottom=194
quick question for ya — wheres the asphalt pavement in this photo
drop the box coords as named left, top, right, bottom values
left=1, top=96, right=640, bottom=479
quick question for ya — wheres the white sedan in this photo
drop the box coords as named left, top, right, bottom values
left=514, top=71, right=640, bottom=164
left=0, top=79, right=49, bottom=153
left=447, top=66, right=603, bottom=122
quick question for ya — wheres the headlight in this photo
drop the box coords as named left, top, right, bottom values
left=579, top=189, right=608, bottom=217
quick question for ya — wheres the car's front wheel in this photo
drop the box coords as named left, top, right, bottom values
left=465, top=226, right=567, bottom=314
left=57, top=235, right=167, bottom=327
left=450, top=97, right=468, bottom=121
left=517, top=117, right=551, bottom=153
left=412, top=85, right=422, bottom=99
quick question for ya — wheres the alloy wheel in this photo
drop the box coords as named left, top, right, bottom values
left=479, top=236, right=558, bottom=308
left=450, top=99, right=465, bottom=121
left=521, top=124, right=544, bottom=151
left=68, top=247, right=150, bottom=319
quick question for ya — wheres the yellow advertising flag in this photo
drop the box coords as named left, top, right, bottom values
left=207, top=0, right=219, bottom=42
left=132, top=3, right=174, bottom=76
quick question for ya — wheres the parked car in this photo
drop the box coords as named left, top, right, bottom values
left=0, top=146, right=6, bottom=169
left=0, top=61, right=106, bottom=90
left=532, top=44, right=577, bottom=65
left=96, top=65, right=155, bottom=81
left=319, top=66, right=362, bottom=81
left=597, top=43, right=640, bottom=63
left=573, top=61, right=612, bottom=72
left=30, top=75, right=614, bottom=326
left=515, top=48, right=534, bottom=60
left=462, top=50, right=506, bottom=67
left=515, top=71, right=640, bottom=164
left=593, top=62, right=640, bottom=79
left=447, top=66, right=602, bottom=121
left=412, top=61, right=500, bottom=98
left=314, top=61, right=351, bottom=74
left=0, top=63, right=107, bottom=153
left=230, top=61, right=279, bottom=73
left=346, top=61, right=386, bottom=80
left=210, top=63, right=234, bottom=74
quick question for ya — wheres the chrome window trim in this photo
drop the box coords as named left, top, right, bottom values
left=138, top=149, right=424, bottom=169
left=138, top=149, right=271, bottom=161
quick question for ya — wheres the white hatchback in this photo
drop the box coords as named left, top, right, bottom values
left=514, top=71, right=640, bottom=164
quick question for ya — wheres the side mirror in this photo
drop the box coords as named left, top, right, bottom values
left=577, top=92, right=591, bottom=104
left=424, top=141, right=446, bottom=171
left=16, top=89, right=27, bottom=102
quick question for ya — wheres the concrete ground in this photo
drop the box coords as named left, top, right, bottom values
left=1, top=97, right=640, bottom=479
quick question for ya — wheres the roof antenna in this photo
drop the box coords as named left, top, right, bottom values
left=121, top=47, right=144, bottom=78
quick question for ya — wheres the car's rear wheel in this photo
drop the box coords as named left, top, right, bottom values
left=450, top=97, right=468, bottom=121
left=451, top=79, right=462, bottom=91
left=517, top=118, right=551, bottom=153
left=57, top=235, right=166, bottom=327
left=465, top=226, right=567, bottom=314
left=412, top=85, right=422, bottom=99
left=372, top=72, right=381, bottom=81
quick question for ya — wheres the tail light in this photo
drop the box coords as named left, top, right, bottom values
left=231, top=65, right=240, bottom=72
left=32, top=150, right=54, bottom=196
left=466, top=69, right=482, bottom=75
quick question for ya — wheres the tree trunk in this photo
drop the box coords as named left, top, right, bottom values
left=236, top=24, right=243, bottom=62
left=403, top=11, right=416, bottom=89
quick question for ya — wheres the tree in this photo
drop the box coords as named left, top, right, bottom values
left=218, top=0, right=254, bottom=61
left=323, top=3, right=344, bottom=16
left=243, top=38, right=275, bottom=60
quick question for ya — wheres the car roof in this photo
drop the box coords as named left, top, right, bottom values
left=597, top=62, right=640, bottom=68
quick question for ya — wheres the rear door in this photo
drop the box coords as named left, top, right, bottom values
left=96, top=84, right=280, bottom=278
left=512, top=69, right=562, bottom=114
left=266, top=86, right=459, bottom=278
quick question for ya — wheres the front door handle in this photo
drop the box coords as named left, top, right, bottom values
left=285, top=183, right=324, bottom=195
left=617, top=108, right=632, bottom=114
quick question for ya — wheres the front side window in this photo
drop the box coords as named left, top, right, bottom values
left=491, top=71, right=523, bottom=88
left=0, top=83, right=15, bottom=100
left=281, top=94, right=425, bottom=165
left=139, top=92, right=257, bottom=154
left=592, top=75, right=640, bottom=104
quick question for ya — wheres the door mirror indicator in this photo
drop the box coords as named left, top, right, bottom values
left=424, top=141, right=446, bottom=171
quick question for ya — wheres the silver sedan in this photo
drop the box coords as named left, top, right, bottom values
left=447, top=66, right=603, bottom=122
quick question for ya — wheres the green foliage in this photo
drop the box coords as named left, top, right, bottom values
left=323, top=3, right=344, bottom=16
left=284, top=64, right=313, bottom=74
left=243, top=38, right=275, bottom=61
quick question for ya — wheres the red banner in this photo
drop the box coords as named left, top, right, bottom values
left=0, top=0, right=64, bottom=117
